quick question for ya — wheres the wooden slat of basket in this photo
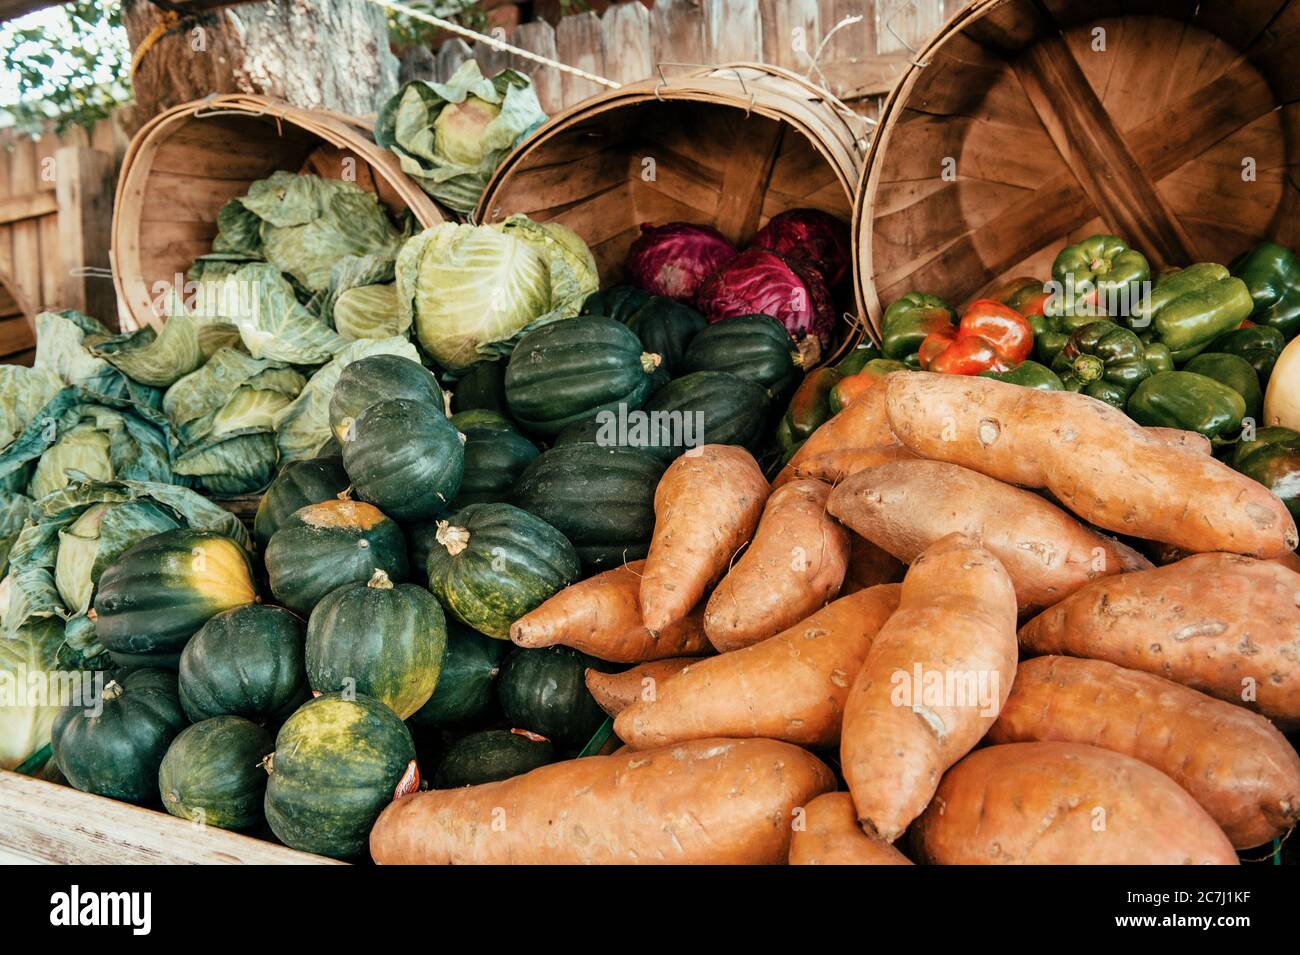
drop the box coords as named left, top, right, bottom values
left=0, top=770, right=339, bottom=865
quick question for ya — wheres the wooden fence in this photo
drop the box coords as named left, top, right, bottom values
left=0, top=116, right=125, bottom=358
left=400, top=0, right=960, bottom=116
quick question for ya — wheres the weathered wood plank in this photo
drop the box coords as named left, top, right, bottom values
left=511, top=20, right=563, bottom=115
left=556, top=11, right=609, bottom=108
left=474, top=26, right=512, bottom=77
left=436, top=37, right=474, bottom=83
left=652, top=0, right=708, bottom=74
left=0, top=191, right=58, bottom=225
left=8, top=138, right=40, bottom=313
left=704, top=0, right=763, bottom=64
left=55, top=146, right=117, bottom=325
left=601, top=0, right=654, bottom=85
left=875, top=0, right=944, bottom=56
left=760, top=0, right=820, bottom=72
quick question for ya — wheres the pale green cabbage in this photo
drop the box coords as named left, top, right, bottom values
left=376, top=60, right=547, bottom=214
left=0, top=616, right=66, bottom=770
left=0, top=365, right=62, bottom=448
left=89, top=313, right=241, bottom=388
left=334, top=284, right=402, bottom=341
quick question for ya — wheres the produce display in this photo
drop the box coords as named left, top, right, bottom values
left=7, top=123, right=1300, bottom=874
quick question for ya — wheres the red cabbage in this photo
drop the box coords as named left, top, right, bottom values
left=696, top=249, right=836, bottom=347
left=625, top=222, right=737, bottom=303
left=750, top=208, right=851, bottom=286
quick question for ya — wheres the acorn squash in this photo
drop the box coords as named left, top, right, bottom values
left=408, top=621, right=506, bottom=728
left=449, top=409, right=538, bottom=508
left=341, top=397, right=464, bottom=521
left=497, top=646, right=612, bottom=750
left=432, top=728, right=556, bottom=788
left=252, top=455, right=349, bottom=550
left=158, top=716, right=273, bottom=832
left=328, top=354, right=445, bottom=444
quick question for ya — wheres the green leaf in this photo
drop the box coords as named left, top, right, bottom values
left=172, top=429, right=279, bottom=496
left=0, top=616, right=67, bottom=771
left=90, top=313, right=242, bottom=388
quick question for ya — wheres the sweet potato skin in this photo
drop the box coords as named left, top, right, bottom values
left=510, top=561, right=711, bottom=663
left=584, top=658, right=698, bottom=718
left=639, top=445, right=768, bottom=632
left=840, top=533, right=1018, bottom=842
left=841, top=532, right=905, bottom=594
left=827, top=459, right=1151, bottom=615
left=884, top=371, right=1297, bottom=558
left=704, top=479, right=849, bottom=652
left=775, top=380, right=897, bottom=486
left=1018, top=553, right=1300, bottom=728
left=779, top=444, right=917, bottom=487
left=988, top=655, right=1300, bottom=848
left=912, top=742, right=1239, bottom=865
left=617, top=585, right=901, bottom=749
left=789, top=793, right=913, bottom=865
left=1145, top=426, right=1211, bottom=454
left=369, top=738, right=835, bottom=864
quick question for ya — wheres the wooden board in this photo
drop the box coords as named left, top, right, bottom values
left=0, top=770, right=339, bottom=865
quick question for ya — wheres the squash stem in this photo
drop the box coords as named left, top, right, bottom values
left=435, top=520, right=471, bottom=556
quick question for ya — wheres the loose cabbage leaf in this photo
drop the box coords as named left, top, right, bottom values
left=0, top=616, right=67, bottom=770
left=0, top=492, right=35, bottom=577
left=0, top=365, right=62, bottom=448
left=172, top=429, right=279, bottom=495
left=273, top=336, right=420, bottom=463
left=33, top=311, right=165, bottom=408
left=376, top=61, right=547, bottom=214
left=164, top=347, right=305, bottom=447
left=90, top=313, right=242, bottom=387
left=334, top=284, right=403, bottom=341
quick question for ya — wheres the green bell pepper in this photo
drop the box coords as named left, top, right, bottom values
left=881, top=293, right=955, bottom=361
left=1049, top=234, right=1151, bottom=320
left=979, top=360, right=1063, bottom=391
left=1232, top=426, right=1300, bottom=521
left=1125, top=263, right=1254, bottom=358
left=1209, top=324, right=1285, bottom=385
left=1182, top=352, right=1262, bottom=425
left=836, top=343, right=883, bottom=375
left=1230, top=242, right=1300, bottom=340
left=1144, top=341, right=1175, bottom=374
left=1127, top=371, right=1246, bottom=443
left=1051, top=321, right=1152, bottom=408
left=1031, top=312, right=1100, bottom=365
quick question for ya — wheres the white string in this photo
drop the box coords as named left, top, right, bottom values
left=364, top=0, right=622, bottom=90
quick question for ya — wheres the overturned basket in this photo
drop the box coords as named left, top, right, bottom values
left=111, top=94, right=447, bottom=333
left=476, top=63, right=872, bottom=359
left=854, top=0, right=1300, bottom=331
left=0, top=270, right=35, bottom=366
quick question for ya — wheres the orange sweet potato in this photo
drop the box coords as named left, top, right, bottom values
left=510, top=561, right=710, bottom=663
left=789, top=793, right=913, bottom=865
left=840, top=533, right=905, bottom=595
left=639, top=445, right=768, bottom=632
left=780, top=444, right=917, bottom=487
left=584, top=658, right=699, bottom=718
left=912, top=742, right=1239, bottom=865
left=1018, top=553, right=1300, bottom=728
left=827, top=459, right=1151, bottom=615
left=988, top=655, right=1300, bottom=848
left=703, top=479, right=850, bottom=652
left=369, top=738, right=835, bottom=864
left=774, top=379, right=897, bottom=487
left=1145, top=426, right=1211, bottom=454
left=617, top=585, right=900, bottom=749
left=840, top=533, right=1018, bottom=842
left=884, top=371, right=1296, bottom=557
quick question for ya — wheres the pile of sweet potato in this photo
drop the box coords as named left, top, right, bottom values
left=371, top=372, right=1300, bottom=865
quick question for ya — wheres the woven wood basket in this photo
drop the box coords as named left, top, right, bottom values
left=0, top=270, right=35, bottom=365
left=110, top=94, right=447, bottom=333
left=853, top=0, right=1300, bottom=337
left=476, top=63, right=872, bottom=359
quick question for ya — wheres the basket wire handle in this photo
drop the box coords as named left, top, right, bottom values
left=654, top=62, right=755, bottom=114
left=883, top=0, right=932, bottom=68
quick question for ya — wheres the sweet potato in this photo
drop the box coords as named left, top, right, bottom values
left=584, top=658, right=698, bottom=718
left=912, top=742, right=1239, bottom=865
left=884, top=371, right=1297, bottom=557
left=369, top=738, right=835, bottom=864
left=841, top=533, right=905, bottom=594
left=789, top=793, right=913, bottom=865
left=1145, top=426, right=1211, bottom=454
left=988, top=655, right=1300, bottom=848
left=774, top=379, right=897, bottom=486
left=1272, top=550, right=1300, bottom=574
left=637, top=445, right=768, bottom=632
left=840, top=533, right=1018, bottom=842
left=827, top=459, right=1151, bottom=615
left=617, top=585, right=901, bottom=749
left=704, top=479, right=850, bottom=652
left=510, top=561, right=710, bottom=663
left=780, top=445, right=917, bottom=487
left=1018, top=553, right=1300, bottom=727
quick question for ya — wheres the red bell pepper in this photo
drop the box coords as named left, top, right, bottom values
left=928, top=335, right=1012, bottom=376
left=919, top=299, right=1032, bottom=375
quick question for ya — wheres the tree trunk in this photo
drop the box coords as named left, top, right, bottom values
left=122, top=0, right=399, bottom=128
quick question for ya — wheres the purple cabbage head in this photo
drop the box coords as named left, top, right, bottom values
left=750, top=208, right=852, bottom=287
left=625, top=222, right=737, bottom=303
left=696, top=249, right=836, bottom=346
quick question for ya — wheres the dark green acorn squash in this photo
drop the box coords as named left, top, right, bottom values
left=93, top=529, right=257, bottom=669
left=432, top=728, right=556, bottom=788
left=425, top=502, right=580, bottom=639
left=408, top=621, right=506, bottom=727
left=497, top=646, right=613, bottom=750
left=510, top=443, right=666, bottom=570
left=580, top=285, right=653, bottom=323
left=158, top=716, right=273, bottom=831
left=504, top=316, right=663, bottom=436
left=451, top=358, right=508, bottom=415
left=52, top=668, right=188, bottom=804
left=305, top=569, right=447, bottom=719
left=263, top=692, right=417, bottom=859
left=624, top=297, right=707, bottom=375
left=264, top=498, right=408, bottom=615
left=341, top=398, right=464, bottom=521
left=681, top=313, right=803, bottom=388
left=252, top=455, right=349, bottom=550
left=328, top=354, right=445, bottom=444
left=640, top=371, right=770, bottom=459
left=178, top=604, right=309, bottom=724
left=449, top=409, right=538, bottom=508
